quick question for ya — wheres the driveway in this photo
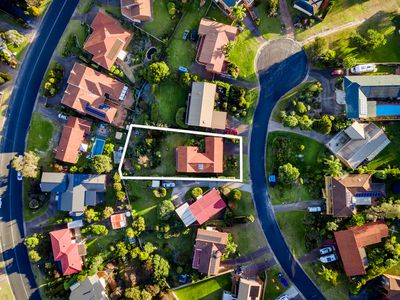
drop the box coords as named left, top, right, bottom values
left=273, top=200, right=325, bottom=213
left=250, top=38, right=325, bottom=299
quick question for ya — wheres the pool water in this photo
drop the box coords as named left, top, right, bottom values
left=223, top=0, right=236, bottom=6
left=146, top=47, right=157, bottom=60
left=376, top=104, right=400, bottom=116
left=91, top=138, right=106, bottom=156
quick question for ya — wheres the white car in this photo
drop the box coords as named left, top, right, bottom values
left=308, top=206, right=322, bottom=213
left=57, top=113, right=68, bottom=120
left=277, top=295, right=289, bottom=300
left=55, top=193, right=60, bottom=202
left=0, top=197, right=2, bottom=208
left=319, top=246, right=335, bottom=255
left=350, top=64, right=377, bottom=74
left=17, top=171, right=23, bottom=181
left=320, top=254, right=338, bottom=264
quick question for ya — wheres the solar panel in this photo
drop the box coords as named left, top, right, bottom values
left=85, top=104, right=106, bottom=118
left=355, top=191, right=382, bottom=197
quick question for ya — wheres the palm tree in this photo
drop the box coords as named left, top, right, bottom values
left=231, top=2, right=246, bottom=24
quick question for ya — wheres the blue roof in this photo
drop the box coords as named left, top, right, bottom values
left=294, top=0, right=314, bottom=16
left=85, top=103, right=106, bottom=119
left=344, top=77, right=360, bottom=119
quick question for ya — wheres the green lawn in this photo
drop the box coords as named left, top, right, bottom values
left=23, top=178, right=49, bottom=222
left=229, top=29, right=259, bottom=84
left=27, top=112, right=55, bottom=153
left=296, top=0, right=400, bottom=41
left=0, top=279, right=14, bottom=300
left=264, top=266, right=290, bottom=300
left=205, top=3, right=230, bottom=23
left=86, top=229, right=125, bottom=256
left=77, top=0, right=94, bottom=14
left=244, top=88, right=259, bottom=125
left=303, top=262, right=350, bottom=300
left=174, top=274, right=231, bottom=300
left=144, top=0, right=177, bottom=38
left=55, top=20, right=88, bottom=56
left=256, top=1, right=283, bottom=40
left=7, top=37, right=30, bottom=60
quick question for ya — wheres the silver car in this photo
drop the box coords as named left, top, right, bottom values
left=320, top=254, right=338, bottom=264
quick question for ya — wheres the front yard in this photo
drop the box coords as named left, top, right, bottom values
left=27, top=112, right=56, bottom=154
left=264, top=266, right=290, bottom=300
left=55, top=20, right=88, bottom=56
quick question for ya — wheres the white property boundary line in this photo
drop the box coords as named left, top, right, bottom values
left=118, top=124, right=243, bottom=182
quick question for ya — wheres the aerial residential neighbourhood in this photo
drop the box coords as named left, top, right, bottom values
left=0, top=0, right=400, bottom=299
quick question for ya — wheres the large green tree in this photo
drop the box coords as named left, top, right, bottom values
left=152, top=254, right=170, bottom=283
left=231, top=3, right=246, bottom=23
left=278, top=163, right=300, bottom=185
left=158, top=200, right=175, bottom=221
left=11, top=151, right=40, bottom=178
left=91, top=155, right=113, bottom=174
left=323, top=155, right=343, bottom=177
left=146, top=61, right=170, bottom=84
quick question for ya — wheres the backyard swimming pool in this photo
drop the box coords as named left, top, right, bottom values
left=91, top=138, right=106, bottom=156
left=376, top=104, right=400, bottom=116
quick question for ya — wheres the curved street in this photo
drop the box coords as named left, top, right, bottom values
left=0, top=0, right=79, bottom=299
left=250, top=38, right=325, bottom=299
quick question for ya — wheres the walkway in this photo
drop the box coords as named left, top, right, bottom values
left=273, top=200, right=324, bottom=213
left=222, top=246, right=270, bottom=267
left=278, top=0, right=295, bottom=38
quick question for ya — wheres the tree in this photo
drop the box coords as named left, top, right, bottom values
left=283, top=115, right=298, bottom=127
left=278, top=163, right=300, bottom=185
left=145, top=284, right=160, bottom=297
left=29, top=250, right=41, bottom=262
left=222, top=234, right=238, bottom=259
left=146, top=61, right=170, bottom=84
left=115, top=241, right=129, bottom=260
left=152, top=255, right=170, bottom=283
left=231, top=3, right=246, bottom=23
left=296, top=102, right=308, bottom=114
left=125, top=287, right=141, bottom=300
left=11, top=151, right=40, bottom=178
left=374, top=170, right=387, bottom=180
left=114, top=172, right=121, bottom=183
left=24, top=235, right=39, bottom=249
left=126, top=227, right=135, bottom=239
left=4, top=30, right=24, bottom=47
left=229, top=189, right=242, bottom=202
left=313, top=115, right=332, bottom=134
left=113, top=182, right=122, bottom=191
left=323, top=155, right=343, bottom=177
left=326, top=221, right=339, bottom=232
left=323, top=49, right=336, bottom=65
left=104, top=143, right=114, bottom=156
left=143, top=242, right=155, bottom=254
left=265, top=0, right=279, bottom=16
left=91, top=155, right=113, bottom=174
left=342, top=55, right=357, bottom=69
left=141, top=289, right=152, bottom=300
left=132, top=216, right=146, bottom=235
left=27, top=6, right=40, bottom=17
left=116, top=191, right=126, bottom=201
left=349, top=214, right=365, bottom=227
left=223, top=41, right=235, bottom=56
left=158, top=200, right=175, bottom=221
left=366, top=29, right=387, bottom=50
left=306, top=37, right=327, bottom=63
left=102, top=206, right=114, bottom=219
left=318, top=266, right=339, bottom=286
left=84, top=208, right=99, bottom=223
left=91, top=225, right=109, bottom=236
left=191, top=187, right=203, bottom=199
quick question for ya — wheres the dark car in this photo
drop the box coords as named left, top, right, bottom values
left=278, top=273, right=289, bottom=287
left=183, top=30, right=189, bottom=41
left=331, top=69, right=345, bottom=77
left=190, top=29, right=198, bottom=42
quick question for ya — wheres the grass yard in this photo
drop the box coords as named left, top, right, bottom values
left=264, top=266, right=290, bottom=300
left=174, top=273, right=231, bottom=300
left=296, top=0, right=400, bottom=41
left=144, top=0, right=177, bottom=38
left=275, top=211, right=306, bottom=257
left=153, top=79, right=188, bottom=125
left=0, top=280, right=14, bottom=300
left=244, top=88, right=259, bottom=125
left=77, top=0, right=94, bottom=14
left=256, top=1, right=283, bottom=40
left=7, top=36, right=30, bottom=60
left=23, top=178, right=49, bottom=221
left=229, top=29, right=259, bottom=84
left=86, top=229, right=125, bottom=256
left=55, top=20, right=88, bottom=56
left=205, top=3, right=230, bottom=23
left=27, top=112, right=55, bottom=153
left=303, top=262, right=350, bottom=300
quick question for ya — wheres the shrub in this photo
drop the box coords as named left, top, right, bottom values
left=191, top=187, right=203, bottom=199
left=29, top=199, right=40, bottom=209
left=29, top=250, right=41, bottom=262
left=91, top=155, right=113, bottom=174
left=229, top=189, right=242, bottom=202
left=278, top=163, right=300, bottom=185
left=27, top=6, right=40, bottom=17
left=167, top=2, right=176, bottom=16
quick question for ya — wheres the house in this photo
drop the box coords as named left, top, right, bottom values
left=61, top=63, right=133, bottom=126
left=381, top=274, right=400, bottom=300
left=40, top=172, right=106, bottom=216
left=197, top=18, right=237, bottom=74
left=50, top=228, right=86, bottom=276
left=344, top=75, right=400, bottom=119
left=121, top=0, right=152, bottom=23
left=323, top=174, right=385, bottom=218
left=110, top=213, right=127, bottom=229
left=176, top=137, right=224, bottom=173
left=326, top=121, right=390, bottom=169
left=69, top=273, right=108, bottom=300
left=55, top=117, right=92, bottom=164
left=186, top=82, right=227, bottom=130
left=83, top=11, right=132, bottom=70
left=175, top=188, right=227, bottom=226
left=192, top=228, right=228, bottom=275
left=236, top=277, right=263, bottom=300
left=293, top=0, right=314, bottom=16
left=334, top=222, right=389, bottom=277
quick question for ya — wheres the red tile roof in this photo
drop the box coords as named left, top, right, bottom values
left=84, top=11, right=132, bottom=70
left=50, top=228, right=83, bottom=276
left=55, top=117, right=92, bottom=164
left=110, top=213, right=127, bottom=229
left=189, top=188, right=226, bottom=225
left=176, top=137, right=224, bottom=173
left=121, top=0, right=152, bottom=22
left=334, top=222, right=389, bottom=277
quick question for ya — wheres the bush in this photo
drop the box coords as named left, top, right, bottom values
left=167, top=2, right=176, bottom=16
left=191, top=187, right=203, bottom=199
left=29, top=250, right=41, bottom=262
left=153, top=188, right=167, bottom=198
left=278, top=163, right=300, bottom=185
left=3, top=30, right=25, bottom=47
left=265, top=0, right=278, bottom=16
left=27, top=6, right=40, bottom=17
left=158, top=200, right=175, bottom=221
left=91, top=155, right=113, bottom=174
left=175, top=107, right=188, bottom=128
left=29, top=199, right=40, bottom=209
left=229, top=189, right=242, bottom=202
left=146, top=61, right=170, bottom=84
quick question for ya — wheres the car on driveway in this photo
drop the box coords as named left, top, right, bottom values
left=57, top=113, right=68, bottom=120
left=17, top=171, right=23, bottom=181
left=277, top=295, right=289, bottom=300
left=225, top=128, right=238, bottom=135
left=319, top=246, right=335, bottom=255
left=331, top=69, right=344, bottom=77
left=190, top=29, right=198, bottom=42
left=278, top=273, right=289, bottom=287
left=308, top=206, right=322, bottom=213
left=183, top=30, right=189, bottom=41
left=162, top=182, right=175, bottom=188
left=351, top=64, right=377, bottom=74
left=0, top=197, right=2, bottom=209
left=320, top=254, right=338, bottom=264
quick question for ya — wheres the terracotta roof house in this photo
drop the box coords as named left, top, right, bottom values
left=175, top=188, right=227, bottom=226
left=121, top=0, right=152, bottom=23
left=176, top=137, right=224, bottom=173
left=50, top=228, right=85, bottom=276
left=55, top=117, right=92, bottom=164
left=84, top=11, right=132, bottom=70
left=186, top=82, right=227, bottom=130
left=40, top=172, right=106, bottom=216
left=110, top=213, right=127, bottom=229
left=197, top=18, right=237, bottom=74
left=344, top=75, right=400, bottom=119
left=326, top=121, right=390, bottom=169
left=323, top=174, right=385, bottom=218
left=69, top=273, right=108, bottom=300
left=62, top=63, right=132, bottom=126
left=237, top=278, right=263, bottom=300
left=334, top=222, right=389, bottom=277
left=192, top=228, right=228, bottom=275
left=382, top=274, right=400, bottom=300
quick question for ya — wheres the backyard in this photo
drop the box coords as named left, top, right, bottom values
left=256, top=1, right=283, bottom=40
left=264, top=266, right=290, bottom=300
left=143, top=0, right=178, bottom=38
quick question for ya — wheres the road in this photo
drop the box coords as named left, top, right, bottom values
left=0, top=0, right=79, bottom=299
left=250, top=38, right=325, bottom=299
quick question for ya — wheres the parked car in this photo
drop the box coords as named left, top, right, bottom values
left=320, top=246, right=335, bottom=255
left=225, top=128, right=238, bottom=135
left=350, top=64, right=377, bottom=74
left=278, top=273, right=289, bottom=287
left=277, top=295, right=289, bottom=300
left=55, top=193, right=60, bottom=202
left=308, top=206, right=322, bottom=213
left=162, top=182, right=175, bottom=188
left=0, top=197, right=2, bottom=209
left=57, top=113, right=68, bottom=120
left=17, top=171, right=23, bottom=181
left=320, top=254, right=338, bottom=264
left=190, top=29, right=198, bottom=42
left=183, top=30, right=189, bottom=41
left=331, top=69, right=344, bottom=77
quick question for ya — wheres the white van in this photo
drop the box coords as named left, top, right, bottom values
left=350, top=64, right=377, bottom=74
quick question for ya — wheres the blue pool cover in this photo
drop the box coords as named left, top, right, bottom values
left=91, top=138, right=106, bottom=156
left=223, top=0, right=236, bottom=7
left=376, top=104, right=400, bottom=116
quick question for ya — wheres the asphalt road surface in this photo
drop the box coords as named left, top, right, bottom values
left=250, top=39, right=325, bottom=299
left=0, top=1, right=79, bottom=299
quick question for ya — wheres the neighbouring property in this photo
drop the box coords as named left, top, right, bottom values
left=69, top=272, right=108, bottom=300
left=192, top=227, right=228, bottom=275
left=196, top=18, right=237, bottom=74
left=323, top=174, right=386, bottom=218
left=175, top=188, right=227, bottom=226
left=334, top=222, right=389, bottom=277
left=222, top=277, right=263, bottom=300
left=50, top=227, right=86, bottom=276
left=83, top=10, right=132, bottom=70
left=110, top=212, right=128, bottom=229
left=382, top=274, right=400, bottom=300
left=186, top=82, right=227, bottom=130
left=61, top=63, right=133, bottom=127
left=55, top=117, right=92, bottom=164
left=326, top=121, right=390, bottom=169
left=120, top=0, right=152, bottom=23
left=176, top=136, right=224, bottom=173
left=40, top=172, right=106, bottom=216
left=344, top=75, right=400, bottom=119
